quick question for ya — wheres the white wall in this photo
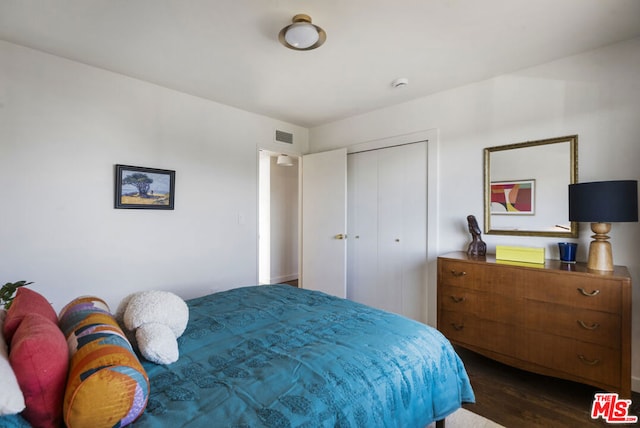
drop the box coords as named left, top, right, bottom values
left=310, top=38, right=640, bottom=389
left=0, top=40, right=308, bottom=311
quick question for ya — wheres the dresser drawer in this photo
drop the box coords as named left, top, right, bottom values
left=439, top=285, right=522, bottom=324
left=439, top=260, right=527, bottom=296
left=438, top=260, right=485, bottom=288
left=527, top=331, right=620, bottom=388
left=523, top=275, right=621, bottom=313
left=525, top=301, right=620, bottom=348
left=439, top=310, right=527, bottom=361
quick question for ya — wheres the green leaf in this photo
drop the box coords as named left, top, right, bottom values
left=0, top=281, right=34, bottom=309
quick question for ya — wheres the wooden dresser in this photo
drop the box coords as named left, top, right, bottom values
left=437, top=251, right=632, bottom=397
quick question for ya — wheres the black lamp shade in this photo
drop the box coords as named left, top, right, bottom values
left=569, top=180, right=638, bottom=223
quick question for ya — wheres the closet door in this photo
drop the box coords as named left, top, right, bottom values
left=377, top=145, right=405, bottom=314
left=394, top=142, right=427, bottom=321
left=347, top=150, right=379, bottom=308
left=347, top=142, right=426, bottom=320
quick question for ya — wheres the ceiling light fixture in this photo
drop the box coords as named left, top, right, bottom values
left=276, top=154, right=294, bottom=166
left=278, top=14, right=326, bottom=51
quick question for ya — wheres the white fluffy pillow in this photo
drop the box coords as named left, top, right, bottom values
left=136, top=323, right=179, bottom=365
left=123, top=291, right=189, bottom=337
left=119, top=290, right=189, bottom=365
left=0, top=309, right=26, bottom=415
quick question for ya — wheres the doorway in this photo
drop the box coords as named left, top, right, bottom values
left=258, top=150, right=299, bottom=285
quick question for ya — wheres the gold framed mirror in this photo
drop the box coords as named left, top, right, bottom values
left=484, top=135, right=578, bottom=237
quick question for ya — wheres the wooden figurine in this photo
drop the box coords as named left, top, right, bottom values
left=466, top=215, right=487, bottom=257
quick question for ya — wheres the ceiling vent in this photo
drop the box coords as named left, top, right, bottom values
left=275, top=129, right=294, bottom=144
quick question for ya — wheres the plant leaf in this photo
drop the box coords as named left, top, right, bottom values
left=0, top=280, right=34, bottom=309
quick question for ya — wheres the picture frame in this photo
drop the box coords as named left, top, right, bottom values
left=114, top=164, right=175, bottom=210
left=490, top=179, right=535, bottom=215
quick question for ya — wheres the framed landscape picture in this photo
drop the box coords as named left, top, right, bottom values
left=115, top=164, right=175, bottom=210
left=490, top=179, right=535, bottom=215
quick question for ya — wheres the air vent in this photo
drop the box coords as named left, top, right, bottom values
left=275, top=129, right=294, bottom=144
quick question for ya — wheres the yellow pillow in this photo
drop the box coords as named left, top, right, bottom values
left=59, top=297, right=149, bottom=428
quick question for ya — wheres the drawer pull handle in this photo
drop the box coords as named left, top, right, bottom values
left=578, top=354, right=601, bottom=366
left=450, top=323, right=464, bottom=331
left=450, top=270, right=467, bottom=277
left=577, top=320, right=600, bottom=330
left=450, top=296, right=465, bottom=303
left=577, top=288, right=600, bottom=297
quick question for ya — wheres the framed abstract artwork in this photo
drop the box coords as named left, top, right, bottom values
left=114, top=164, right=175, bottom=210
left=490, top=179, right=535, bottom=215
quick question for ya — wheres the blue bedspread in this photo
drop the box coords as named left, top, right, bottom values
left=132, top=285, right=474, bottom=427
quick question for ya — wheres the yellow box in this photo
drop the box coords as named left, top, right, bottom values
left=496, top=259, right=545, bottom=268
left=496, top=245, right=545, bottom=264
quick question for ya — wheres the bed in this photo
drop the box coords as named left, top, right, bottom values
left=0, top=284, right=474, bottom=427
left=132, top=284, right=474, bottom=427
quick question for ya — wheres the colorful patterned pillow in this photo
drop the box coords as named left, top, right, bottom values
left=59, top=296, right=149, bottom=428
left=2, top=287, right=58, bottom=343
left=9, top=313, right=68, bottom=428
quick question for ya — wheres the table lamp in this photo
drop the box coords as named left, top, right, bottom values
left=568, top=180, right=638, bottom=271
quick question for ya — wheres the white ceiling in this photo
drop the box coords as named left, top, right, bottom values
left=1, top=0, right=639, bottom=128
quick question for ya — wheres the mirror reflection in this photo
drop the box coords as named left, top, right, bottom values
left=484, top=135, right=578, bottom=237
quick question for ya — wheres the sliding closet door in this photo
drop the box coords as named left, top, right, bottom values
left=390, top=142, right=426, bottom=320
left=347, top=150, right=379, bottom=308
left=347, top=141, right=426, bottom=321
left=377, top=145, right=405, bottom=313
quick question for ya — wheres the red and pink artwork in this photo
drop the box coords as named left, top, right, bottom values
left=490, top=180, right=535, bottom=215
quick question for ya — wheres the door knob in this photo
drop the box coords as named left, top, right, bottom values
left=334, top=234, right=346, bottom=240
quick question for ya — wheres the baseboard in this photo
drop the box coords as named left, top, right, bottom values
left=270, top=273, right=298, bottom=284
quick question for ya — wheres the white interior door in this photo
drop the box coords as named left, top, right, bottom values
left=301, top=148, right=347, bottom=298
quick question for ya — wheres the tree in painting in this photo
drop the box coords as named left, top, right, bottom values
left=123, top=173, right=153, bottom=198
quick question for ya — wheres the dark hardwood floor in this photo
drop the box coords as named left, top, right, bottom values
left=456, top=346, right=640, bottom=427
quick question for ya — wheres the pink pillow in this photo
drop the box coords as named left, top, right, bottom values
left=2, top=288, right=58, bottom=343
left=9, top=313, right=69, bottom=428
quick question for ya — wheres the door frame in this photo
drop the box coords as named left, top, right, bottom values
left=257, top=148, right=301, bottom=285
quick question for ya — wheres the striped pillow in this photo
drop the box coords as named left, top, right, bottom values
left=59, top=296, right=149, bottom=428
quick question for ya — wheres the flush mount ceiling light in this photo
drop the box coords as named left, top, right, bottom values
left=278, top=14, right=326, bottom=51
left=276, top=154, right=294, bottom=166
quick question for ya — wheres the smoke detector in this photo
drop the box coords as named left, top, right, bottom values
left=391, top=77, right=409, bottom=88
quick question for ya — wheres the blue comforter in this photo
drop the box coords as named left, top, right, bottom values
left=132, top=285, right=474, bottom=427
